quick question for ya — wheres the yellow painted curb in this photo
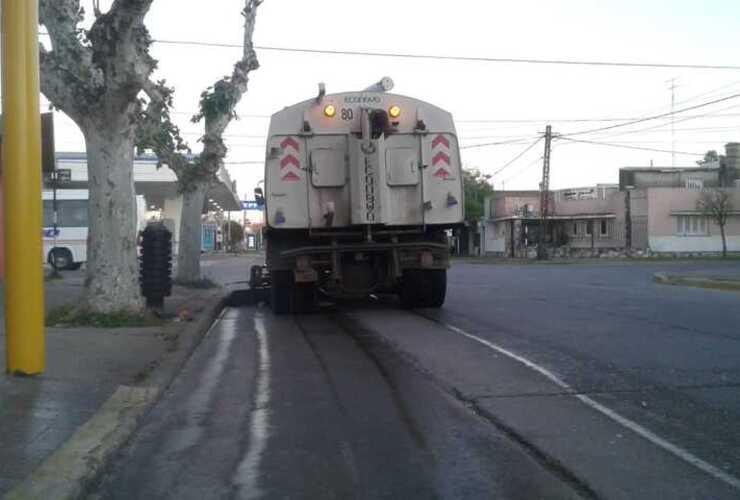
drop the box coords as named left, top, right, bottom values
left=3, top=385, right=159, bottom=500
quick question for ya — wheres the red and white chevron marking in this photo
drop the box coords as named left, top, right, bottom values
left=279, top=137, right=301, bottom=182
left=431, top=134, right=452, bottom=178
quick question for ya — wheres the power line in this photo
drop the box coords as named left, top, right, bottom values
left=501, top=154, right=545, bottom=184
left=455, top=112, right=740, bottom=128
left=488, top=137, right=543, bottom=177
left=181, top=132, right=267, bottom=139
left=577, top=102, right=740, bottom=141
left=172, top=111, right=271, bottom=118
left=555, top=137, right=704, bottom=156
left=461, top=124, right=740, bottom=141
left=562, top=91, right=740, bottom=137
left=673, top=79, right=740, bottom=107
left=460, top=137, right=539, bottom=150
left=151, top=39, right=740, bottom=71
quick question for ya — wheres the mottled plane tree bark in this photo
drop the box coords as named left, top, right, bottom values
left=137, top=0, right=261, bottom=282
left=39, top=0, right=157, bottom=312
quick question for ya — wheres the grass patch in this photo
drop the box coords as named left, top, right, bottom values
left=173, top=278, right=219, bottom=289
left=453, top=255, right=740, bottom=266
left=653, top=274, right=740, bottom=292
left=46, top=304, right=164, bottom=328
left=45, top=271, right=64, bottom=281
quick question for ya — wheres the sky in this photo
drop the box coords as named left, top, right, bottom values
left=41, top=0, right=740, bottom=199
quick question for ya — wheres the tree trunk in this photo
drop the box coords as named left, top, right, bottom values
left=177, top=181, right=209, bottom=282
left=84, top=128, right=144, bottom=313
left=720, top=223, right=728, bottom=258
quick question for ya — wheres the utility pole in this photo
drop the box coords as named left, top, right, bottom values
left=537, top=125, right=553, bottom=260
left=667, top=78, right=678, bottom=168
left=226, top=210, right=231, bottom=252
left=2, top=0, right=45, bottom=374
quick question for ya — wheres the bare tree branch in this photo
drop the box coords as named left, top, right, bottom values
left=40, top=0, right=157, bottom=126
left=87, top=0, right=157, bottom=101
left=138, top=80, right=214, bottom=193
left=39, top=0, right=100, bottom=124
left=698, top=189, right=734, bottom=257
left=195, top=0, right=262, bottom=177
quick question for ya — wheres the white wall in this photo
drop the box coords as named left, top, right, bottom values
left=649, top=235, right=740, bottom=253
left=483, top=220, right=507, bottom=253
left=162, top=195, right=183, bottom=254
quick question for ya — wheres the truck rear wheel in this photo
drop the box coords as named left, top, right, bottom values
left=270, top=270, right=318, bottom=314
left=400, top=269, right=446, bottom=309
left=426, top=269, right=447, bottom=308
left=292, top=283, right=318, bottom=314
left=271, top=270, right=293, bottom=315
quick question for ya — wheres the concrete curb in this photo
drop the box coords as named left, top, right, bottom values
left=653, top=272, right=740, bottom=292
left=2, top=289, right=230, bottom=500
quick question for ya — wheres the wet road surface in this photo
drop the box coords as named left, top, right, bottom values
left=93, top=260, right=740, bottom=499
left=95, top=306, right=582, bottom=499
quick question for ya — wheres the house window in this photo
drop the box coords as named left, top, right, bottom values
left=585, top=221, right=593, bottom=236
left=572, top=223, right=578, bottom=236
left=676, top=215, right=708, bottom=236
left=685, top=178, right=704, bottom=190
left=600, top=219, right=608, bottom=236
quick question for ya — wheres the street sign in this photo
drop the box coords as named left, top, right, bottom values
left=241, top=200, right=262, bottom=210
left=0, top=112, right=55, bottom=174
left=43, top=168, right=71, bottom=185
left=56, top=168, right=71, bottom=183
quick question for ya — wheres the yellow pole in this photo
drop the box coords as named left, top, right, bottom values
left=2, top=0, right=45, bottom=375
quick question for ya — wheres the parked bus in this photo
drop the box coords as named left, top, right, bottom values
left=43, top=189, right=88, bottom=270
left=42, top=189, right=147, bottom=270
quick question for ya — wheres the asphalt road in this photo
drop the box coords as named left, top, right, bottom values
left=93, top=259, right=740, bottom=499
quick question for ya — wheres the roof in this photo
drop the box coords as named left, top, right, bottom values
left=489, top=190, right=541, bottom=198
left=491, top=213, right=616, bottom=222
left=619, top=166, right=718, bottom=173
left=56, top=151, right=159, bottom=162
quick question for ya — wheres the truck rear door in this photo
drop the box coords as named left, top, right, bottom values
left=306, top=135, right=350, bottom=228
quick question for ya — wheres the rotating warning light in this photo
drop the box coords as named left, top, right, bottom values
left=388, top=105, right=401, bottom=119
left=324, top=104, right=337, bottom=118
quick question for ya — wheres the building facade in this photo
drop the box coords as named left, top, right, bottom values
left=52, top=152, right=242, bottom=254
left=482, top=144, right=740, bottom=258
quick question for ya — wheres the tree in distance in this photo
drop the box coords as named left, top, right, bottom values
left=697, top=189, right=733, bottom=258
left=40, top=0, right=159, bottom=312
left=136, top=0, right=262, bottom=282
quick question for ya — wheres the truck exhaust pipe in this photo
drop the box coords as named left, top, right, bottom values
left=363, top=77, right=394, bottom=93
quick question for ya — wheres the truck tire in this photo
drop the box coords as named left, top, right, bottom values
left=292, top=283, right=318, bottom=314
left=400, top=270, right=421, bottom=308
left=271, top=270, right=293, bottom=315
left=400, top=269, right=446, bottom=308
left=426, top=269, right=447, bottom=308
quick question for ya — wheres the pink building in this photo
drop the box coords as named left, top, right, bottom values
left=482, top=150, right=740, bottom=258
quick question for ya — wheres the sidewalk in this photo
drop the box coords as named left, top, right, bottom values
left=0, top=256, right=255, bottom=497
left=653, top=266, right=740, bottom=292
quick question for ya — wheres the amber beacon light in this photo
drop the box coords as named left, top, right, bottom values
left=389, top=105, right=401, bottom=119
left=324, top=104, right=336, bottom=118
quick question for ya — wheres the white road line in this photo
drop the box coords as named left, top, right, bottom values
left=234, top=311, right=272, bottom=500
left=439, top=320, right=740, bottom=491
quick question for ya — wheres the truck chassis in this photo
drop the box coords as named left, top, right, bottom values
left=263, top=226, right=451, bottom=313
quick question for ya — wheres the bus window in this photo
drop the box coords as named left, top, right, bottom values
left=43, top=200, right=54, bottom=227
left=58, top=200, right=88, bottom=227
